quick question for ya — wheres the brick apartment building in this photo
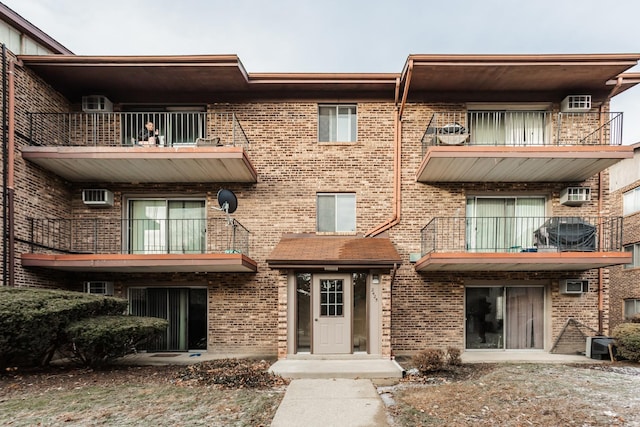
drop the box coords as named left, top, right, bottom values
left=2, top=3, right=640, bottom=360
left=609, top=142, right=640, bottom=330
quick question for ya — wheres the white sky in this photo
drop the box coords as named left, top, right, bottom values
left=4, top=0, right=640, bottom=144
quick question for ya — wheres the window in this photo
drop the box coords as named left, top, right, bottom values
left=128, top=199, right=206, bottom=254
left=624, top=243, right=640, bottom=268
left=624, top=299, right=640, bottom=320
left=317, top=193, right=356, bottom=232
left=318, top=104, right=357, bottom=142
left=623, top=187, right=640, bottom=216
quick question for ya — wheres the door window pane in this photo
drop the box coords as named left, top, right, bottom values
left=320, top=279, right=344, bottom=317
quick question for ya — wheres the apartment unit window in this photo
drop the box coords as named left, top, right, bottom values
left=624, top=299, right=640, bottom=320
left=317, top=193, right=356, bottom=232
left=128, top=199, right=206, bottom=254
left=624, top=243, right=640, bottom=268
left=468, top=110, right=548, bottom=145
left=318, top=104, right=357, bottom=142
left=623, top=187, right=640, bottom=216
left=466, top=196, right=545, bottom=252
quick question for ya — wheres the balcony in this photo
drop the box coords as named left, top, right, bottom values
left=415, top=216, right=630, bottom=272
left=416, top=111, right=633, bottom=182
left=21, top=112, right=257, bottom=183
left=20, top=217, right=257, bottom=273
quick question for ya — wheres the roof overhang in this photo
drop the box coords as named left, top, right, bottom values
left=0, top=3, right=73, bottom=54
left=17, top=55, right=399, bottom=103
left=401, top=54, right=640, bottom=102
left=267, top=234, right=401, bottom=270
left=21, top=253, right=258, bottom=273
left=415, top=252, right=631, bottom=272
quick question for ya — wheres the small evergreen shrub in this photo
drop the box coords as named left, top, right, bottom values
left=446, top=346, right=462, bottom=366
left=0, top=287, right=127, bottom=370
left=412, top=348, right=445, bottom=374
left=612, top=323, right=640, bottom=363
left=65, top=315, right=168, bottom=369
left=629, top=313, right=640, bottom=324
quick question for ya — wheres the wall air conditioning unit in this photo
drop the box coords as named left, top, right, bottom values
left=82, top=189, right=114, bottom=207
left=560, top=187, right=591, bottom=206
left=560, top=279, right=588, bottom=294
left=83, top=281, right=114, bottom=296
left=82, top=95, right=113, bottom=112
left=561, top=95, right=591, bottom=112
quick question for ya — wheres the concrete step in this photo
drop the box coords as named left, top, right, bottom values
left=268, top=359, right=405, bottom=379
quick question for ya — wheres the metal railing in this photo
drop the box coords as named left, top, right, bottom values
left=28, top=111, right=250, bottom=148
left=420, top=216, right=624, bottom=256
left=421, top=111, right=623, bottom=155
left=27, top=217, right=250, bottom=256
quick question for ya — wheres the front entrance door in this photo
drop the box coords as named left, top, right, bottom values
left=313, top=274, right=352, bottom=354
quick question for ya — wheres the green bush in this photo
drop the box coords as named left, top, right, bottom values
left=629, top=314, right=640, bottom=324
left=412, top=348, right=445, bottom=374
left=65, top=315, right=168, bottom=369
left=0, top=287, right=127, bottom=370
left=612, top=323, right=640, bottom=362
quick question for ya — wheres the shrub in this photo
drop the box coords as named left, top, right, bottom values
left=412, top=348, right=444, bottom=374
left=446, top=346, right=462, bottom=366
left=0, top=287, right=127, bottom=370
left=65, top=315, right=168, bottom=369
left=612, top=323, right=640, bottom=362
left=629, top=314, right=640, bottom=324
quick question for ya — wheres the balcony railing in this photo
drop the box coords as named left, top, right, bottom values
left=27, top=217, right=250, bottom=256
left=420, top=216, right=623, bottom=256
left=421, top=111, right=623, bottom=155
left=28, top=112, right=250, bottom=148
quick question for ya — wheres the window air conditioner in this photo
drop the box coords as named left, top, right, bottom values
left=82, top=189, right=114, bottom=207
left=560, top=187, right=591, bottom=206
left=560, top=279, right=588, bottom=294
left=83, top=281, right=114, bottom=296
left=561, top=95, right=591, bottom=112
left=81, top=95, right=113, bottom=112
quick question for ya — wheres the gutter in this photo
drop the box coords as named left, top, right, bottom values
left=6, top=57, right=16, bottom=287
left=365, top=60, right=414, bottom=237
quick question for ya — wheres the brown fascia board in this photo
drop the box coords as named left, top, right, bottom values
left=0, top=3, right=73, bottom=54
left=248, top=72, right=399, bottom=84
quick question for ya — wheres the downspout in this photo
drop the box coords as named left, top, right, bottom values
left=366, top=59, right=413, bottom=237
left=597, top=77, right=622, bottom=334
left=2, top=45, right=6, bottom=287
left=6, top=57, right=16, bottom=287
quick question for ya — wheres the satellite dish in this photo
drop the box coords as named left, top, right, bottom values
left=217, top=189, right=238, bottom=214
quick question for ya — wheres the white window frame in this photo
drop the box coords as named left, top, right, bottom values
left=624, top=243, right=640, bottom=268
left=624, top=299, right=640, bottom=320
left=623, top=187, right=640, bottom=216
left=318, top=104, right=357, bottom=143
left=317, top=193, right=356, bottom=233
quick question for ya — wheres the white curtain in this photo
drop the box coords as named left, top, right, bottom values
left=470, top=111, right=546, bottom=146
left=168, top=200, right=205, bottom=253
left=131, top=200, right=166, bottom=254
left=505, top=287, right=544, bottom=349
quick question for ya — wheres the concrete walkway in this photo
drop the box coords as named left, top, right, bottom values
left=269, top=358, right=405, bottom=379
left=270, top=378, right=389, bottom=427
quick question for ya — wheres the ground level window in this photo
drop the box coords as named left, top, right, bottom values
left=625, top=299, right=640, bottom=320
left=466, top=286, right=544, bottom=350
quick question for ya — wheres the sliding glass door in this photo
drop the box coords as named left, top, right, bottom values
left=466, top=286, right=544, bottom=350
left=469, top=111, right=547, bottom=145
left=129, top=199, right=205, bottom=254
left=466, top=197, right=545, bottom=252
left=129, top=287, right=207, bottom=351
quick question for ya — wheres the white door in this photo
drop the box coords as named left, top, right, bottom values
left=313, top=274, right=352, bottom=354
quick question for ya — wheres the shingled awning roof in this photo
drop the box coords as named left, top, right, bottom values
left=267, top=233, right=401, bottom=269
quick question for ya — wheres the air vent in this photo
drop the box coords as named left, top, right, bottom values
left=560, top=187, right=591, bottom=206
left=82, top=189, right=114, bottom=207
left=560, top=279, right=588, bottom=294
left=83, top=281, right=114, bottom=296
left=81, top=95, right=113, bottom=112
left=561, top=95, right=591, bottom=112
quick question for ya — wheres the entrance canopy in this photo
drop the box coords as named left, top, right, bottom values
left=267, top=233, right=401, bottom=270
